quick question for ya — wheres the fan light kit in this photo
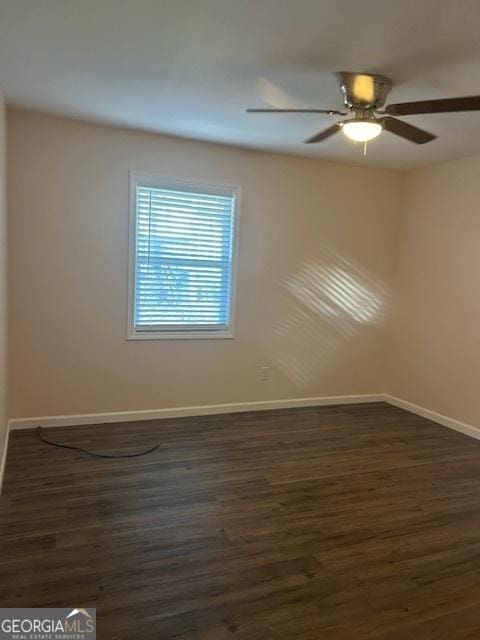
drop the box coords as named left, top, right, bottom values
left=342, top=119, right=382, bottom=142
left=247, top=71, right=480, bottom=150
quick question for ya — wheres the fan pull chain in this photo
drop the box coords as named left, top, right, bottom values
left=363, top=141, right=368, bottom=156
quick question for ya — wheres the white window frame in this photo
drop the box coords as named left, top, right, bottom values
left=127, top=171, right=241, bottom=340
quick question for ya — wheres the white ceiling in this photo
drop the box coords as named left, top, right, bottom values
left=1, top=0, right=480, bottom=169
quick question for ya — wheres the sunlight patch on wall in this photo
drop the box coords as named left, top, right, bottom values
left=268, top=247, right=390, bottom=387
left=286, top=254, right=386, bottom=326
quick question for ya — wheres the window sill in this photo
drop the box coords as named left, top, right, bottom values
left=127, top=329, right=234, bottom=341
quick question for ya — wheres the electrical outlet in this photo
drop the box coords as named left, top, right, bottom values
left=260, top=365, right=270, bottom=382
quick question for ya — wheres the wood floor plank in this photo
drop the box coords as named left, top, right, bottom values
left=2, top=402, right=480, bottom=638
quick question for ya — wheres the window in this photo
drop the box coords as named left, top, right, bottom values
left=128, top=173, right=240, bottom=339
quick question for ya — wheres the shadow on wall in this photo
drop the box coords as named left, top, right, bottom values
left=268, top=247, right=390, bottom=387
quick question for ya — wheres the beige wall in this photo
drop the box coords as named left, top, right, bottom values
left=0, top=94, right=7, bottom=466
left=386, top=156, right=480, bottom=427
left=7, top=109, right=401, bottom=418
left=7, top=110, right=480, bottom=429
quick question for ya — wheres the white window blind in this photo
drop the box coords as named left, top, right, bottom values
left=130, top=176, right=238, bottom=338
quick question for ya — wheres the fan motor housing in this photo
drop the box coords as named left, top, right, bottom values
left=338, top=72, right=392, bottom=110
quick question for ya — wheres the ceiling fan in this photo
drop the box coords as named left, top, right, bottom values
left=247, top=72, right=480, bottom=145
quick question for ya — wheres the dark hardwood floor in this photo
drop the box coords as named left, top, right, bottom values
left=2, top=402, right=480, bottom=639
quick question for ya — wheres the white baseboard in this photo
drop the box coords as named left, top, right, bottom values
left=0, top=420, right=11, bottom=495
left=9, top=393, right=383, bottom=431
left=383, top=394, right=480, bottom=441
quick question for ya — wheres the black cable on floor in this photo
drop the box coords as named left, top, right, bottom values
left=36, top=425, right=159, bottom=459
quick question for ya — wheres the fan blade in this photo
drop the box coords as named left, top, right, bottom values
left=305, top=123, right=342, bottom=144
left=380, top=117, right=436, bottom=144
left=386, top=96, right=480, bottom=116
left=247, top=108, right=345, bottom=115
